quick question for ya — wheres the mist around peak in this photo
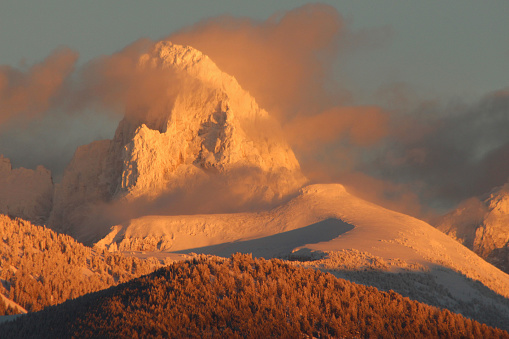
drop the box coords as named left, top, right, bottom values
left=45, top=42, right=307, bottom=243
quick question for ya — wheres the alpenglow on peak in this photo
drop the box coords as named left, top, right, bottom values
left=49, top=41, right=307, bottom=242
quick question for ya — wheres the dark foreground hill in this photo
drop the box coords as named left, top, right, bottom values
left=1, top=254, right=507, bottom=339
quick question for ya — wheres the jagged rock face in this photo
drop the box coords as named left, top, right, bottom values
left=0, top=156, right=53, bottom=225
left=437, top=183, right=509, bottom=273
left=49, top=140, right=111, bottom=235
left=473, top=184, right=509, bottom=258
left=109, top=41, right=305, bottom=200
left=50, top=42, right=306, bottom=241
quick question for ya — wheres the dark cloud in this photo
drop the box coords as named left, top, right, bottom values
left=367, top=89, right=509, bottom=213
left=0, top=110, right=118, bottom=180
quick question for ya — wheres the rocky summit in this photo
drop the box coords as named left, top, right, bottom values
left=48, top=42, right=306, bottom=242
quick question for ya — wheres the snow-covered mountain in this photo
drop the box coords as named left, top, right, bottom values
left=0, top=156, right=53, bottom=225
left=3, top=40, right=509, bottom=330
left=437, top=182, right=509, bottom=273
left=49, top=42, right=306, bottom=241
left=96, top=183, right=509, bottom=330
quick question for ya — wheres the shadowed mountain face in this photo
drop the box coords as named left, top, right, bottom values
left=1, top=255, right=507, bottom=339
left=437, top=182, right=509, bottom=273
left=175, top=218, right=354, bottom=258
left=0, top=156, right=53, bottom=225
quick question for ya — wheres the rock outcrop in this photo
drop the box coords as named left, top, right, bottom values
left=49, top=140, right=111, bottom=236
left=0, top=155, right=53, bottom=225
left=437, top=182, right=509, bottom=273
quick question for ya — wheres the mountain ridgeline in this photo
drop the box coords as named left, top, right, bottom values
left=1, top=254, right=507, bottom=339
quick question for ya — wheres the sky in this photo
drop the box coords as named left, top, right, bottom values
left=1, top=1, right=508, bottom=218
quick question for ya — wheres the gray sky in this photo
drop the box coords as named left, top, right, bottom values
left=2, top=1, right=507, bottom=99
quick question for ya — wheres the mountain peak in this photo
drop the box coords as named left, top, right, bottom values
left=49, top=41, right=307, bottom=241
left=147, top=42, right=222, bottom=84
left=111, top=41, right=306, bottom=200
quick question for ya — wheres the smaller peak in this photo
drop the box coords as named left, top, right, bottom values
left=152, top=41, right=206, bottom=67
left=140, top=41, right=214, bottom=76
left=140, top=41, right=240, bottom=94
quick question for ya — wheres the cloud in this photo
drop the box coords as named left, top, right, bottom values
left=69, top=39, right=180, bottom=124
left=369, top=89, right=509, bottom=212
left=1, top=3, right=506, bottom=223
left=0, top=39, right=178, bottom=178
left=284, top=106, right=389, bottom=151
left=0, top=48, right=78, bottom=126
left=0, top=5, right=418, bottom=220
left=74, top=166, right=301, bottom=242
left=339, top=171, right=426, bottom=219
left=169, top=3, right=354, bottom=120
left=166, top=4, right=415, bottom=216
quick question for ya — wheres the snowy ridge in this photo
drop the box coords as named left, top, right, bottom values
left=96, top=183, right=509, bottom=329
left=97, top=183, right=509, bottom=299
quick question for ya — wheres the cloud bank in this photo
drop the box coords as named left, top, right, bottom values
left=0, top=48, right=77, bottom=125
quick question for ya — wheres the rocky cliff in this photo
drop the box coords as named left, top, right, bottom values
left=0, top=156, right=53, bottom=225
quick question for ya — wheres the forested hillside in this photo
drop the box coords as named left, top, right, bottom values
left=0, top=296, right=22, bottom=316
left=0, top=215, right=162, bottom=314
left=1, top=254, right=507, bottom=338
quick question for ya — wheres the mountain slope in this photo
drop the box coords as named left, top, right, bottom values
left=97, top=184, right=509, bottom=295
left=1, top=255, right=506, bottom=339
left=0, top=214, right=161, bottom=314
left=97, top=183, right=509, bottom=330
left=437, top=182, right=509, bottom=273
left=49, top=42, right=306, bottom=242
